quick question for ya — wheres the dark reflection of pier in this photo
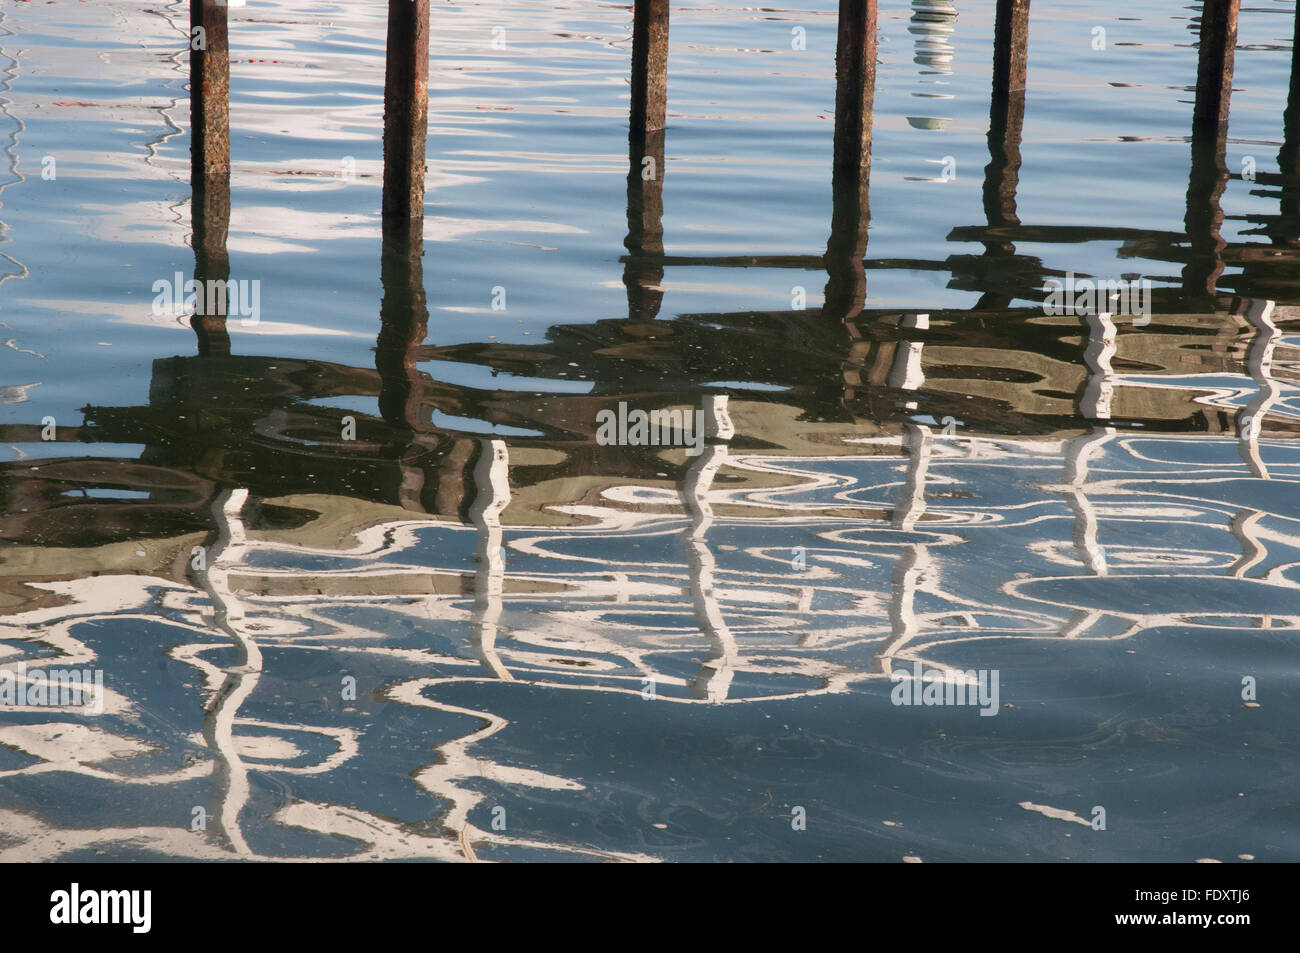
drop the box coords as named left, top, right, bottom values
left=2, top=0, right=1300, bottom=550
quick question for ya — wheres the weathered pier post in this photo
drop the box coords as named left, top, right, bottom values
left=985, top=0, right=1029, bottom=232
left=190, top=0, right=231, bottom=356
left=1192, top=0, right=1238, bottom=145
left=378, top=0, right=433, bottom=509
left=624, top=1, right=669, bottom=320
left=382, top=0, right=431, bottom=249
left=831, top=0, right=877, bottom=190
left=191, top=0, right=229, bottom=183
left=975, top=0, right=1031, bottom=310
left=1183, top=0, right=1239, bottom=298
left=824, top=0, right=878, bottom=323
left=630, top=0, right=669, bottom=136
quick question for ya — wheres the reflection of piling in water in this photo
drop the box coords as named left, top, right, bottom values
left=974, top=0, right=1032, bottom=310
left=1062, top=428, right=1113, bottom=585
left=379, top=0, right=434, bottom=507
left=824, top=1, right=878, bottom=323
left=1228, top=300, right=1277, bottom=596
left=376, top=210, right=434, bottom=511
left=376, top=224, right=428, bottom=436
left=876, top=420, right=934, bottom=674
left=469, top=439, right=513, bottom=680
left=189, top=0, right=231, bottom=356
left=887, top=313, right=929, bottom=405
left=875, top=329, right=935, bottom=675
left=382, top=0, right=430, bottom=249
left=1280, top=10, right=1300, bottom=237
left=681, top=396, right=738, bottom=702
left=1079, top=311, right=1116, bottom=422
left=624, top=129, right=666, bottom=321
left=196, top=487, right=260, bottom=857
left=1184, top=0, right=1239, bottom=298
left=910, top=0, right=957, bottom=74
left=1067, top=308, right=1117, bottom=581
left=625, top=1, right=668, bottom=320
left=1237, top=298, right=1278, bottom=478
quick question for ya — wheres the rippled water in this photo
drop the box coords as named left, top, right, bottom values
left=0, top=0, right=1297, bottom=861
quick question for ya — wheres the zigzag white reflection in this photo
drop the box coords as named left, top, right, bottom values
left=3, top=368, right=1300, bottom=859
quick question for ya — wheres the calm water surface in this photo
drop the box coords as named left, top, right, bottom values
left=0, top=0, right=1297, bottom=861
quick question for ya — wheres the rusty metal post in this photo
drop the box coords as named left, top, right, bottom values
left=190, top=0, right=231, bottom=356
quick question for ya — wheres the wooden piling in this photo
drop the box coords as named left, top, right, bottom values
left=824, top=0, right=878, bottom=324
left=1184, top=0, right=1239, bottom=298
left=190, top=0, right=231, bottom=357
left=831, top=0, right=877, bottom=185
left=382, top=0, right=431, bottom=249
left=630, top=0, right=669, bottom=135
left=985, top=0, right=1030, bottom=230
left=974, top=0, right=1030, bottom=309
left=1191, top=0, right=1239, bottom=147
left=377, top=2, right=433, bottom=508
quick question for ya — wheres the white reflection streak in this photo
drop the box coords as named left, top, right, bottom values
left=196, top=487, right=260, bottom=857
left=1058, top=428, right=1115, bottom=638
left=682, top=395, right=738, bottom=703
left=1238, top=299, right=1278, bottom=479
left=1227, top=299, right=1278, bottom=598
left=878, top=320, right=935, bottom=675
left=470, top=439, right=514, bottom=680
left=1081, top=311, right=1116, bottom=423
left=877, top=421, right=935, bottom=674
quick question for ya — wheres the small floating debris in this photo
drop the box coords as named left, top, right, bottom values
left=1018, top=801, right=1091, bottom=827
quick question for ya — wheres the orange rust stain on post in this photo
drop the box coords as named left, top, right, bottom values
left=190, top=0, right=231, bottom=357
left=191, top=0, right=229, bottom=179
